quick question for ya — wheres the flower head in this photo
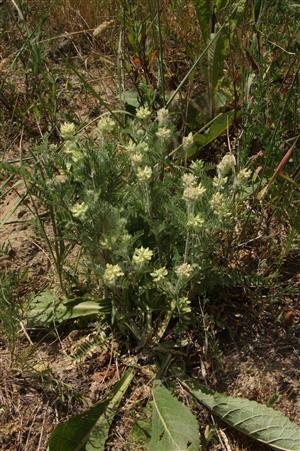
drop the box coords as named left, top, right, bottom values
left=235, top=168, right=252, bottom=187
left=187, top=214, right=205, bottom=230
left=98, top=116, right=116, bottom=135
left=183, top=184, right=206, bottom=203
left=61, top=122, right=76, bottom=140
left=190, top=160, right=204, bottom=172
left=121, top=232, right=131, bottom=245
left=210, top=192, right=224, bottom=210
left=136, top=106, right=151, bottom=121
left=181, top=173, right=197, bottom=188
left=64, top=140, right=77, bottom=154
left=137, top=166, right=152, bottom=183
left=213, top=176, right=228, bottom=190
left=175, top=263, right=193, bottom=279
left=64, top=141, right=83, bottom=163
left=130, top=152, right=143, bottom=166
left=157, top=108, right=170, bottom=127
left=103, top=264, right=124, bottom=285
left=133, top=247, right=153, bottom=266
left=217, top=153, right=236, bottom=178
left=150, top=266, right=168, bottom=283
left=71, top=150, right=84, bottom=163
left=99, top=236, right=112, bottom=250
left=125, top=140, right=137, bottom=154
left=71, top=202, right=88, bottom=220
left=156, top=127, right=171, bottom=142
left=178, top=296, right=191, bottom=314
left=210, top=192, right=231, bottom=218
left=182, top=132, right=194, bottom=151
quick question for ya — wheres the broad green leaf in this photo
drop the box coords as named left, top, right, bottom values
left=86, top=368, right=135, bottom=450
left=183, top=110, right=237, bottom=160
left=26, top=290, right=111, bottom=326
left=193, top=0, right=211, bottom=41
left=129, top=420, right=151, bottom=450
left=149, top=380, right=201, bottom=451
left=127, top=402, right=152, bottom=450
left=185, top=380, right=300, bottom=451
left=48, top=368, right=135, bottom=451
left=207, top=29, right=229, bottom=116
left=123, top=90, right=139, bottom=108
left=211, top=33, right=229, bottom=94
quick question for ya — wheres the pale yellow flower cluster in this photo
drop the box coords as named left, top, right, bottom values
left=98, top=116, right=116, bottom=135
left=130, top=152, right=143, bottom=166
left=178, top=296, right=191, bottom=314
left=210, top=192, right=231, bottom=218
left=182, top=132, right=194, bottom=151
left=125, top=140, right=149, bottom=169
left=157, top=108, right=170, bottom=127
left=137, top=166, right=152, bottom=183
left=190, top=160, right=204, bottom=172
left=175, top=263, right=193, bottom=279
left=213, top=176, right=228, bottom=190
left=64, top=141, right=83, bottom=163
left=182, top=173, right=197, bottom=188
left=183, top=184, right=206, bottom=203
left=61, top=122, right=76, bottom=140
left=150, top=266, right=168, bottom=283
left=217, top=153, right=236, bottom=178
left=103, top=264, right=124, bottom=285
left=235, top=168, right=252, bottom=187
left=182, top=172, right=206, bottom=204
left=133, top=247, right=153, bottom=266
left=71, top=202, right=88, bottom=220
left=156, top=127, right=171, bottom=142
left=210, top=192, right=224, bottom=210
left=125, top=140, right=136, bottom=154
left=187, top=214, right=205, bottom=231
left=99, top=236, right=112, bottom=250
left=136, top=106, right=151, bottom=121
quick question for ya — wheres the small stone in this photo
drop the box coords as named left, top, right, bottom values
left=17, top=209, right=27, bottom=219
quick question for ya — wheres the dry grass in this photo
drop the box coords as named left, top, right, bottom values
left=29, top=0, right=121, bottom=30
